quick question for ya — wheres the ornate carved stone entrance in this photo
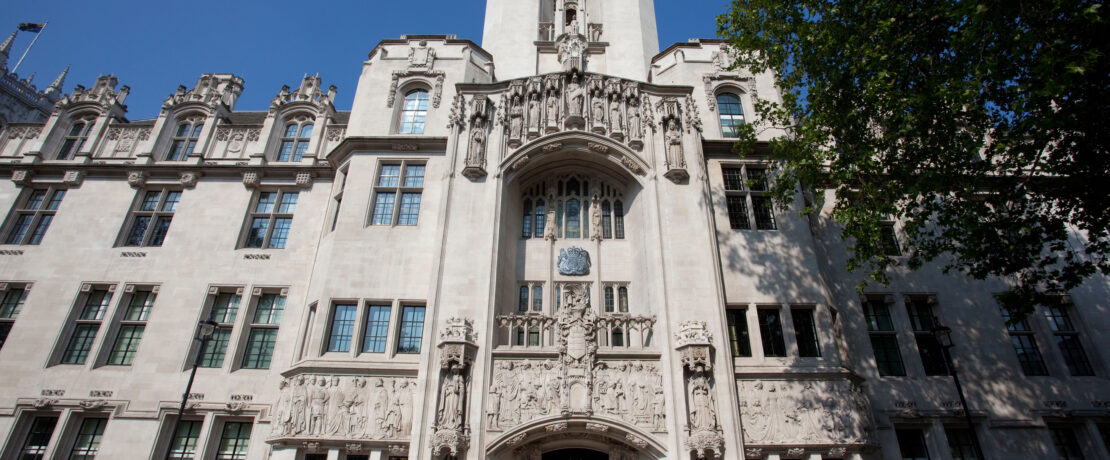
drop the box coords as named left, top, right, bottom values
left=542, top=448, right=608, bottom=460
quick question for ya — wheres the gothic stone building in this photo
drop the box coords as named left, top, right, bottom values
left=0, top=1, right=1108, bottom=459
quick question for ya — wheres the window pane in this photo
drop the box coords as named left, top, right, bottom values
left=298, top=124, right=313, bottom=139
left=717, top=93, right=745, bottom=138
left=268, top=218, right=292, bottom=248
left=125, top=291, right=155, bottom=321
left=618, top=287, right=628, bottom=312
left=169, top=420, right=202, bottom=459
left=522, top=200, right=533, bottom=238
left=69, top=417, right=106, bottom=457
left=108, top=325, right=144, bottom=365
left=253, top=294, right=285, bottom=324
left=28, top=215, right=53, bottom=244
left=534, top=200, right=546, bottom=238
left=757, top=309, right=787, bottom=357
left=604, top=287, right=614, bottom=313
left=63, top=324, right=99, bottom=364
left=601, top=201, right=612, bottom=238
left=243, top=328, right=277, bottom=368
left=726, top=196, right=750, bottom=230
left=7, top=214, right=33, bottom=244
left=726, top=309, right=752, bottom=357
left=871, top=335, right=906, bottom=376
left=0, top=288, right=28, bottom=318
left=896, top=428, right=930, bottom=460
left=611, top=328, right=624, bottom=347
left=277, top=141, right=294, bottom=162
left=212, top=293, right=241, bottom=323
left=371, top=193, right=396, bottom=225
left=864, top=300, right=895, bottom=331
left=378, top=165, right=401, bottom=187
left=532, top=285, right=543, bottom=312
left=327, top=304, right=358, bottom=352
left=916, top=335, right=949, bottom=376
left=792, top=309, right=821, bottom=357
left=945, top=427, right=979, bottom=460
left=746, top=168, right=768, bottom=191
left=255, top=192, right=277, bottom=213
left=398, top=305, right=425, bottom=354
left=906, top=300, right=935, bottom=331
left=519, top=286, right=529, bottom=312
left=722, top=167, right=745, bottom=191
left=216, top=422, right=252, bottom=460
left=1010, top=335, right=1049, bottom=376
left=1050, top=428, right=1085, bottom=460
left=614, top=201, right=625, bottom=239
left=80, top=290, right=112, bottom=320
left=278, top=192, right=298, bottom=214
left=20, top=416, right=58, bottom=458
left=362, top=305, right=391, bottom=353
left=1056, top=334, right=1094, bottom=376
left=125, top=216, right=151, bottom=246
left=397, top=193, right=421, bottom=226
left=149, top=216, right=173, bottom=246
left=565, top=199, right=581, bottom=238
left=403, top=164, right=425, bottom=187
left=283, top=124, right=299, bottom=137
left=140, top=191, right=161, bottom=211
left=245, top=218, right=268, bottom=248
left=751, top=196, right=776, bottom=230
left=293, top=140, right=309, bottom=161
left=199, top=327, right=231, bottom=368
left=47, top=190, right=65, bottom=210
left=1043, top=305, right=1075, bottom=331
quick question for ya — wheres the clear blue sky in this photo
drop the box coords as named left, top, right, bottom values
left=4, top=1, right=731, bottom=120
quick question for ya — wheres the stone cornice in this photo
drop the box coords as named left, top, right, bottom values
left=326, top=136, right=448, bottom=167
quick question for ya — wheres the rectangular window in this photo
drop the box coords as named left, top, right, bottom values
left=19, top=415, right=58, bottom=459
left=121, top=188, right=181, bottom=247
left=362, top=305, right=391, bottom=353
left=725, top=309, right=752, bottom=358
left=327, top=303, right=358, bottom=352
left=1043, top=303, right=1094, bottom=376
left=791, top=308, right=821, bottom=357
left=945, top=427, right=979, bottom=460
left=168, top=420, right=202, bottom=459
left=999, top=307, right=1049, bottom=376
left=242, top=290, right=284, bottom=369
left=721, top=165, right=775, bottom=231
left=864, top=297, right=906, bottom=376
left=896, top=428, right=931, bottom=460
left=62, top=287, right=114, bottom=365
left=216, top=421, right=252, bottom=460
left=69, top=417, right=107, bottom=459
left=604, top=286, right=615, bottom=313
left=107, top=288, right=156, bottom=365
left=199, top=290, right=241, bottom=368
left=905, top=298, right=948, bottom=376
left=881, top=221, right=901, bottom=256
left=370, top=162, right=425, bottom=226
left=1050, top=427, right=1085, bottom=460
left=397, top=305, right=425, bottom=354
left=519, top=283, right=544, bottom=313
left=4, top=187, right=65, bottom=245
left=757, top=308, right=787, bottom=357
left=0, top=285, right=29, bottom=351
left=242, top=190, right=298, bottom=249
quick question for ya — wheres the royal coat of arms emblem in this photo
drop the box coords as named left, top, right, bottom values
left=557, top=247, right=591, bottom=276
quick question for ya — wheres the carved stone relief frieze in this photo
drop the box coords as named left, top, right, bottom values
left=270, top=374, right=416, bottom=442
left=738, top=379, right=875, bottom=445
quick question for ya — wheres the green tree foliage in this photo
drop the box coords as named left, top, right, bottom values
left=718, top=1, right=1109, bottom=317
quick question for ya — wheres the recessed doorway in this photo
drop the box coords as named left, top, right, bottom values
left=542, top=448, right=609, bottom=460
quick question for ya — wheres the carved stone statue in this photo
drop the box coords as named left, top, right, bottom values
left=629, top=101, right=643, bottom=141
left=591, top=99, right=606, bottom=132
left=610, top=101, right=623, bottom=133
left=546, top=93, right=560, bottom=129
left=509, top=96, right=524, bottom=140
left=370, top=378, right=389, bottom=437
left=468, top=122, right=486, bottom=167
left=689, top=377, right=717, bottom=430
left=665, top=120, right=685, bottom=168
left=438, top=369, right=464, bottom=428
left=590, top=194, right=603, bottom=241
left=543, top=203, right=557, bottom=240
left=326, top=376, right=347, bottom=435
left=528, top=96, right=541, bottom=132
left=567, top=76, right=584, bottom=117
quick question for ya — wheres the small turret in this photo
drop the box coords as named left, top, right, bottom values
left=0, top=30, right=16, bottom=71
left=43, top=65, right=69, bottom=100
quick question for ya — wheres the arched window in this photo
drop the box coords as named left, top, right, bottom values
left=515, top=327, right=525, bottom=346
left=58, top=119, right=93, bottom=160
left=717, top=92, right=745, bottom=138
left=278, top=117, right=313, bottom=162
left=167, top=117, right=204, bottom=161
left=520, top=176, right=627, bottom=240
left=399, top=89, right=429, bottom=134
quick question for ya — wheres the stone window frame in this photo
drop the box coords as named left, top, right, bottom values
left=0, top=282, right=32, bottom=352
left=720, top=162, right=776, bottom=231
left=862, top=294, right=907, bottom=377
left=165, top=113, right=206, bottom=161
left=327, top=162, right=350, bottom=233
left=63, top=415, right=109, bottom=458
left=274, top=113, right=316, bottom=162
left=52, top=283, right=120, bottom=367
left=100, top=284, right=160, bottom=367
left=238, top=188, right=299, bottom=249
left=2, top=185, right=67, bottom=246
left=55, top=113, right=97, bottom=161
left=116, top=186, right=183, bottom=248
left=999, top=304, right=1050, bottom=377
left=313, top=298, right=416, bottom=360
left=236, top=287, right=288, bottom=370
left=707, top=82, right=755, bottom=140
left=209, top=417, right=254, bottom=460
left=1039, top=298, right=1097, bottom=377
left=324, top=300, right=360, bottom=353
left=367, top=160, right=426, bottom=228
left=393, top=80, right=433, bottom=135
left=3, top=411, right=59, bottom=459
left=714, top=90, right=746, bottom=139
left=153, top=412, right=253, bottom=460
left=903, top=294, right=950, bottom=376
left=396, top=304, right=426, bottom=355
left=600, top=282, right=630, bottom=314
left=790, top=306, right=822, bottom=358
left=729, top=302, right=837, bottom=363
left=756, top=306, right=788, bottom=358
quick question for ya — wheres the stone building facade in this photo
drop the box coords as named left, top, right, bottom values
left=0, top=1, right=1108, bottom=459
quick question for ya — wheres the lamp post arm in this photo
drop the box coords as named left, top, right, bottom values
left=942, top=346, right=986, bottom=460
left=163, top=334, right=210, bottom=460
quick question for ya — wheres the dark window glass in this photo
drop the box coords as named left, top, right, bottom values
left=612, top=327, right=624, bottom=347
left=243, top=329, right=277, bottom=369
left=872, top=335, right=907, bottom=376
left=327, top=304, right=358, bottom=352
left=881, top=223, right=901, bottom=255
left=726, top=309, right=752, bottom=358
left=397, top=305, right=425, bottom=354
left=519, top=286, right=529, bottom=312
left=752, top=196, right=776, bottom=230
left=19, top=416, right=58, bottom=459
left=168, top=420, right=202, bottom=459
left=945, top=427, right=979, bottom=460
left=757, top=309, right=787, bottom=357
left=216, top=421, right=252, bottom=460
left=726, top=196, right=750, bottom=230
left=613, top=201, right=625, bottom=239
left=522, top=200, right=532, bottom=238
left=199, top=327, right=231, bottom=368
left=1056, top=334, right=1094, bottom=376
left=1050, top=428, right=1085, bottom=460
left=863, top=299, right=895, bottom=331
left=896, top=428, right=930, bottom=460
left=916, top=335, right=950, bottom=376
left=362, top=305, right=391, bottom=353
left=604, top=286, right=614, bottom=313
left=69, top=417, right=107, bottom=459
left=792, top=308, right=821, bottom=357
left=565, top=199, right=581, bottom=238
left=534, top=200, right=546, bottom=238
left=63, top=324, right=100, bottom=364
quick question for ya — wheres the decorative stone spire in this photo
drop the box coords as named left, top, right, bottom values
left=44, top=65, right=69, bottom=98
left=0, top=30, right=16, bottom=70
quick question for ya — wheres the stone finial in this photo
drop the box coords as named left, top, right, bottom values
left=44, top=65, right=69, bottom=98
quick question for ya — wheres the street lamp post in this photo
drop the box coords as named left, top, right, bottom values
left=931, top=322, right=987, bottom=460
left=164, top=317, right=219, bottom=460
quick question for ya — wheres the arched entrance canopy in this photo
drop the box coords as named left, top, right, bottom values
left=486, top=416, right=666, bottom=459
left=499, top=131, right=650, bottom=186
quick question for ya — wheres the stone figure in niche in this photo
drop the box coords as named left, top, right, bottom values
left=652, top=385, right=666, bottom=429
left=610, top=101, right=623, bottom=133
left=292, top=376, right=308, bottom=434
left=546, top=93, right=560, bottom=128
left=592, top=99, right=606, bottom=127
left=628, top=102, right=643, bottom=140
left=528, top=95, right=541, bottom=131
left=438, top=369, right=464, bottom=428
left=689, top=377, right=717, bottom=430
left=567, top=75, right=584, bottom=117
left=509, top=95, right=524, bottom=139
left=309, top=378, right=329, bottom=435
left=665, top=120, right=685, bottom=167
left=590, top=194, right=603, bottom=240
left=543, top=204, right=557, bottom=240
left=469, top=121, right=487, bottom=166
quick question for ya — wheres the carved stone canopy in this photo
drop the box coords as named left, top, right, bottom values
left=675, top=320, right=714, bottom=372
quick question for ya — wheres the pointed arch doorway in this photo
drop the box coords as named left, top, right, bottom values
left=541, top=448, right=609, bottom=460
